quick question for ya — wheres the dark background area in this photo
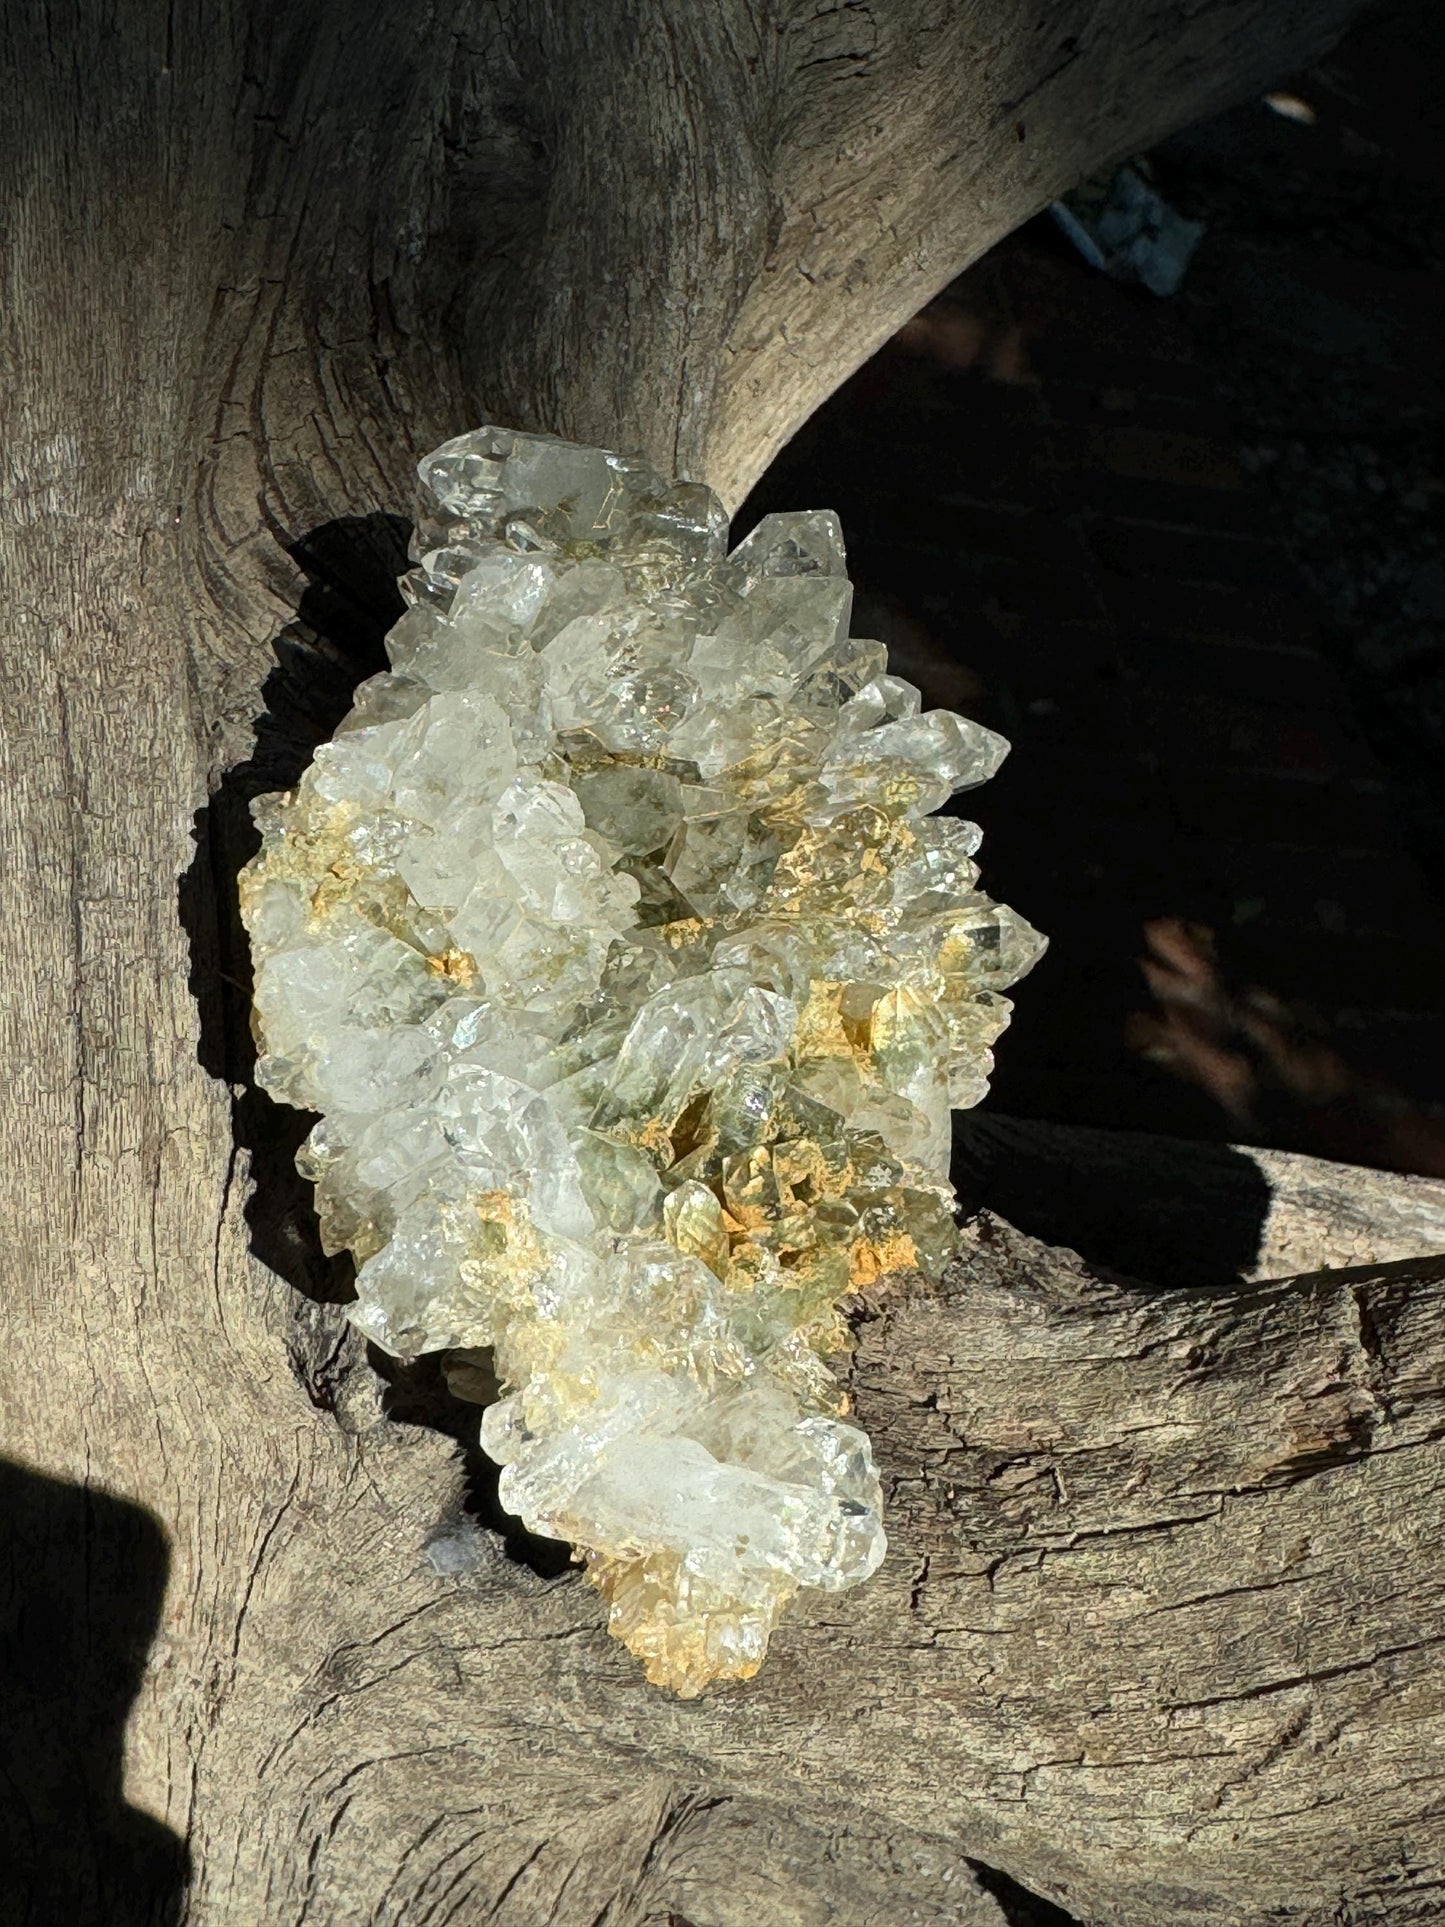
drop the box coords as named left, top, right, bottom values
left=736, top=0, right=1445, bottom=1169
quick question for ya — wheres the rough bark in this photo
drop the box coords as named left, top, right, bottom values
left=7, top=3, right=1437, bottom=1924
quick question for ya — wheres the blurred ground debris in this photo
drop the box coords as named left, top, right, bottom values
left=1051, top=160, right=1206, bottom=296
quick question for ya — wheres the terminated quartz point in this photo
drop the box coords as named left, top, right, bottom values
left=240, top=425, right=1045, bottom=1695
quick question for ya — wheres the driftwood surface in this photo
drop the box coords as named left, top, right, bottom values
left=7, top=2, right=1442, bottom=1923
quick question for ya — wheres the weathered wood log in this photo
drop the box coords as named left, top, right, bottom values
left=14, top=1202, right=1441, bottom=1925
left=11, top=3, right=1439, bottom=1923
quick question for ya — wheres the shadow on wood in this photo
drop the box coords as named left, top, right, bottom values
left=953, top=1112, right=1274, bottom=1286
left=0, top=1460, right=190, bottom=1927
left=369, top=1346, right=576, bottom=1582
left=178, top=512, right=409, bottom=1310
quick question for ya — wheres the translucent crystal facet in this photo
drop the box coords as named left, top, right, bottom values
left=240, top=423, right=1045, bottom=1696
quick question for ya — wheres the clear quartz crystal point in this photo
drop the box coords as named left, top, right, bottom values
left=240, top=424, right=1045, bottom=1697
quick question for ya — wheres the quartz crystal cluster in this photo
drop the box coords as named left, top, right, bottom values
left=240, top=425, right=1045, bottom=1694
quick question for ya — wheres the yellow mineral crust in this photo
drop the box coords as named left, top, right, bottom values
left=427, top=945, right=479, bottom=985
left=240, top=424, right=1045, bottom=1695
left=586, top=1546, right=792, bottom=1696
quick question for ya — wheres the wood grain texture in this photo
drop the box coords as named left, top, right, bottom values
left=6, top=3, right=1432, bottom=1923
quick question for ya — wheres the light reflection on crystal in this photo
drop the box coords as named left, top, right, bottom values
left=240, top=424, right=1045, bottom=1695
